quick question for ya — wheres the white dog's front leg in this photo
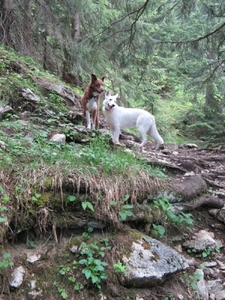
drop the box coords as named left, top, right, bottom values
left=112, top=127, right=120, bottom=144
left=86, top=111, right=91, bottom=129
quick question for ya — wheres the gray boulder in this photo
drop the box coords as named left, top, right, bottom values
left=120, top=235, right=188, bottom=287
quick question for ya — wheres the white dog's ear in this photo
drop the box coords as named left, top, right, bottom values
left=105, top=90, right=111, bottom=97
left=115, top=93, right=119, bottom=101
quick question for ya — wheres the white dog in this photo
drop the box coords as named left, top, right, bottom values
left=103, top=91, right=164, bottom=149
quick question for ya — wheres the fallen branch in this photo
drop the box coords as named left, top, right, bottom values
left=174, top=195, right=225, bottom=213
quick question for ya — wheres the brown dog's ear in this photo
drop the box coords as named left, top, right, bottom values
left=101, top=76, right=105, bottom=82
left=91, top=73, right=97, bottom=82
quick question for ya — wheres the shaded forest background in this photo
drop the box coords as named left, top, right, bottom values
left=1, top=0, right=225, bottom=144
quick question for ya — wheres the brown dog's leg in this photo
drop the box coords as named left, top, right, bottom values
left=95, top=96, right=100, bottom=129
left=92, top=110, right=97, bottom=129
left=95, top=110, right=99, bottom=129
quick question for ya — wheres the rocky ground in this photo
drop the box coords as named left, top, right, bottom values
left=0, top=70, right=225, bottom=299
left=1, top=135, right=225, bottom=300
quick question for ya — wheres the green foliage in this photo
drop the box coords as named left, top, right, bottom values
left=56, top=236, right=111, bottom=294
left=188, top=245, right=220, bottom=258
left=78, top=239, right=111, bottom=289
left=119, top=204, right=133, bottom=222
left=48, top=91, right=67, bottom=112
left=59, top=265, right=71, bottom=275
left=151, top=224, right=166, bottom=238
left=152, top=197, right=194, bottom=236
left=182, top=270, right=202, bottom=294
left=110, top=194, right=133, bottom=222
left=164, top=293, right=174, bottom=300
left=0, top=124, right=165, bottom=180
left=0, top=186, right=9, bottom=223
left=31, top=193, right=42, bottom=202
left=82, top=227, right=94, bottom=239
left=65, top=195, right=76, bottom=204
left=81, top=201, right=94, bottom=212
left=28, top=241, right=36, bottom=249
left=56, top=260, right=83, bottom=297
left=79, top=136, right=165, bottom=177
left=113, top=260, right=128, bottom=274
left=54, top=282, right=68, bottom=300
left=187, top=248, right=197, bottom=255
left=0, top=253, right=14, bottom=271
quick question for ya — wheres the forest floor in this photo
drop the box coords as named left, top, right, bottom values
left=0, top=46, right=225, bottom=299
left=1, top=139, right=225, bottom=300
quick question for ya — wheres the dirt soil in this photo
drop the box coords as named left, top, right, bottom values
left=1, top=139, right=225, bottom=300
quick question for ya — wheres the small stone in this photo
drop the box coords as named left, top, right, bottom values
left=27, top=254, right=41, bottom=264
left=70, top=246, right=78, bottom=254
left=204, top=261, right=217, bottom=268
left=10, top=266, right=26, bottom=288
left=50, top=133, right=66, bottom=143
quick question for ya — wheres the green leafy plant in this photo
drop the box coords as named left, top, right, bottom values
left=58, top=287, right=68, bottom=300
left=187, top=248, right=197, bottom=254
left=28, top=241, right=36, bottom=249
left=81, top=201, right=94, bottom=212
left=164, top=293, right=174, bottom=300
left=48, top=91, right=67, bottom=112
left=113, top=260, right=128, bottom=274
left=57, top=261, right=83, bottom=295
left=0, top=253, right=14, bottom=271
left=31, top=193, right=42, bottom=202
left=65, top=195, right=76, bottom=204
left=153, top=197, right=194, bottom=229
left=82, top=227, right=93, bottom=239
left=119, top=203, right=133, bottom=221
left=59, top=265, right=71, bottom=275
left=202, top=245, right=220, bottom=258
left=181, top=270, right=202, bottom=297
left=73, top=283, right=84, bottom=291
left=0, top=186, right=9, bottom=223
left=152, top=224, right=166, bottom=238
left=187, top=245, right=220, bottom=258
left=54, top=282, right=68, bottom=300
left=78, top=240, right=111, bottom=289
left=188, top=271, right=202, bottom=291
left=0, top=188, right=10, bottom=203
left=110, top=194, right=133, bottom=222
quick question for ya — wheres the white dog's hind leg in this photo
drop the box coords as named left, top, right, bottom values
left=137, top=119, right=148, bottom=147
left=138, top=127, right=147, bottom=147
left=148, top=123, right=164, bottom=148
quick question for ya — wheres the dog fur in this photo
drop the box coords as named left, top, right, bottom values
left=103, top=91, right=164, bottom=148
left=81, top=73, right=105, bottom=129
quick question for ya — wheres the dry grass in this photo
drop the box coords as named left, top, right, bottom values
left=1, top=164, right=164, bottom=231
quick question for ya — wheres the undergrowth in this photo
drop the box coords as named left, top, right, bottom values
left=0, top=121, right=165, bottom=179
left=0, top=122, right=166, bottom=228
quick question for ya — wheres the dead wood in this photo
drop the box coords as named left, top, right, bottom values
left=202, top=177, right=225, bottom=189
left=176, top=195, right=225, bottom=212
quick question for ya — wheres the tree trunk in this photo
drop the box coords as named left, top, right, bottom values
left=43, top=30, right=48, bottom=70
left=0, top=0, right=13, bottom=46
left=23, top=0, right=32, bottom=55
left=61, top=13, right=81, bottom=84
left=71, top=13, right=80, bottom=39
left=204, top=81, right=221, bottom=114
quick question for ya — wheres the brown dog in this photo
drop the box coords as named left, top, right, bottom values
left=81, top=73, right=105, bottom=129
